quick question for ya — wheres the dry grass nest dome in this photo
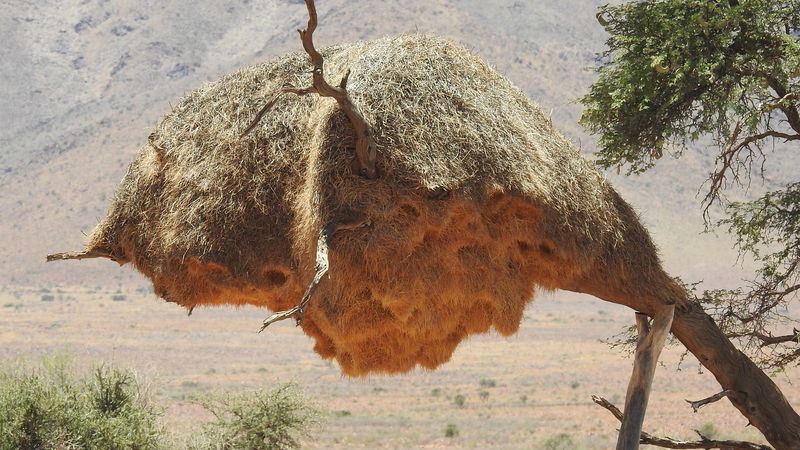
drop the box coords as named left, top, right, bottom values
left=83, top=34, right=628, bottom=376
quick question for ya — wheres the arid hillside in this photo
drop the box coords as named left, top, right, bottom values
left=2, top=0, right=795, bottom=288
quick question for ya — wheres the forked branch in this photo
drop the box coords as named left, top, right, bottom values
left=703, top=128, right=800, bottom=213
left=242, top=0, right=377, bottom=179
left=593, top=396, right=771, bottom=450
left=260, top=217, right=369, bottom=331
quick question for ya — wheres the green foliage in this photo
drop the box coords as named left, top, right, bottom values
left=444, top=423, right=459, bottom=438
left=0, top=358, right=163, bottom=450
left=582, top=0, right=800, bottom=174
left=541, top=433, right=579, bottom=450
left=196, top=384, right=320, bottom=450
left=583, top=0, right=800, bottom=369
left=453, top=394, right=466, bottom=408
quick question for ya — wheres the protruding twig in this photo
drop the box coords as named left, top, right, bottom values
left=617, top=307, right=674, bottom=449
left=592, top=395, right=772, bottom=450
left=686, top=389, right=739, bottom=413
left=259, top=217, right=369, bottom=332
left=242, top=0, right=377, bottom=179
left=46, top=249, right=112, bottom=262
left=241, top=92, right=287, bottom=137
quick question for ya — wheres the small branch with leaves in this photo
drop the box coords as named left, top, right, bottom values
left=242, top=0, right=377, bottom=179
left=703, top=128, right=800, bottom=213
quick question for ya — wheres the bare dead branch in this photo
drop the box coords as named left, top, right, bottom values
left=259, top=222, right=335, bottom=331
left=259, top=218, right=369, bottom=332
left=594, top=394, right=625, bottom=421
left=593, top=395, right=772, bottom=450
left=686, top=390, right=739, bottom=412
left=617, top=307, right=674, bottom=449
left=731, top=329, right=800, bottom=348
left=755, top=329, right=800, bottom=347
left=46, top=249, right=113, bottom=262
left=242, top=0, right=377, bottom=179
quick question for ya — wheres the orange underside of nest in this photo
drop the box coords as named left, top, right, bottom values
left=141, top=191, right=575, bottom=376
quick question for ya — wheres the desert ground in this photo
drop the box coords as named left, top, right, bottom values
left=1, top=283, right=789, bottom=448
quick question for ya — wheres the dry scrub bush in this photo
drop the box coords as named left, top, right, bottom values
left=0, top=359, right=163, bottom=449
left=194, top=384, right=320, bottom=450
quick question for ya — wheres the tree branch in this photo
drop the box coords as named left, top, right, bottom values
left=593, top=396, right=772, bottom=450
left=686, top=390, right=739, bottom=412
left=730, top=329, right=800, bottom=348
left=46, top=249, right=114, bottom=262
left=703, top=130, right=800, bottom=212
left=259, top=217, right=369, bottom=332
left=766, top=76, right=800, bottom=135
left=242, top=0, right=377, bottom=179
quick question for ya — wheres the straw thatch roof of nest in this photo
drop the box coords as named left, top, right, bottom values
left=51, top=33, right=644, bottom=376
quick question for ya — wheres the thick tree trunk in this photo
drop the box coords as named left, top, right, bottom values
left=671, top=303, right=800, bottom=450
left=566, top=271, right=800, bottom=449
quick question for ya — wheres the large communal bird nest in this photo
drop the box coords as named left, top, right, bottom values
left=51, top=30, right=633, bottom=376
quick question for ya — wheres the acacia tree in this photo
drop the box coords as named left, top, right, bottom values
left=581, top=0, right=800, bottom=446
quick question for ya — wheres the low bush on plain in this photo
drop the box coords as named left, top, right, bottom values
left=0, top=358, right=163, bottom=449
left=194, top=384, right=320, bottom=450
left=0, top=358, right=321, bottom=450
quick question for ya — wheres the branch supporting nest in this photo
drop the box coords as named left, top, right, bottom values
left=259, top=218, right=369, bottom=332
left=686, top=390, right=740, bottom=413
left=617, top=308, right=675, bottom=449
left=242, top=0, right=377, bottom=179
left=45, top=249, right=113, bottom=262
left=593, top=396, right=772, bottom=450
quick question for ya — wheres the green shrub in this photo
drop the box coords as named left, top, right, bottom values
left=542, top=433, right=579, bottom=450
left=453, top=394, right=466, bottom=408
left=196, top=383, right=320, bottom=450
left=479, top=378, right=496, bottom=388
left=697, top=422, right=719, bottom=439
left=444, top=423, right=459, bottom=438
left=0, top=358, right=163, bottom=450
